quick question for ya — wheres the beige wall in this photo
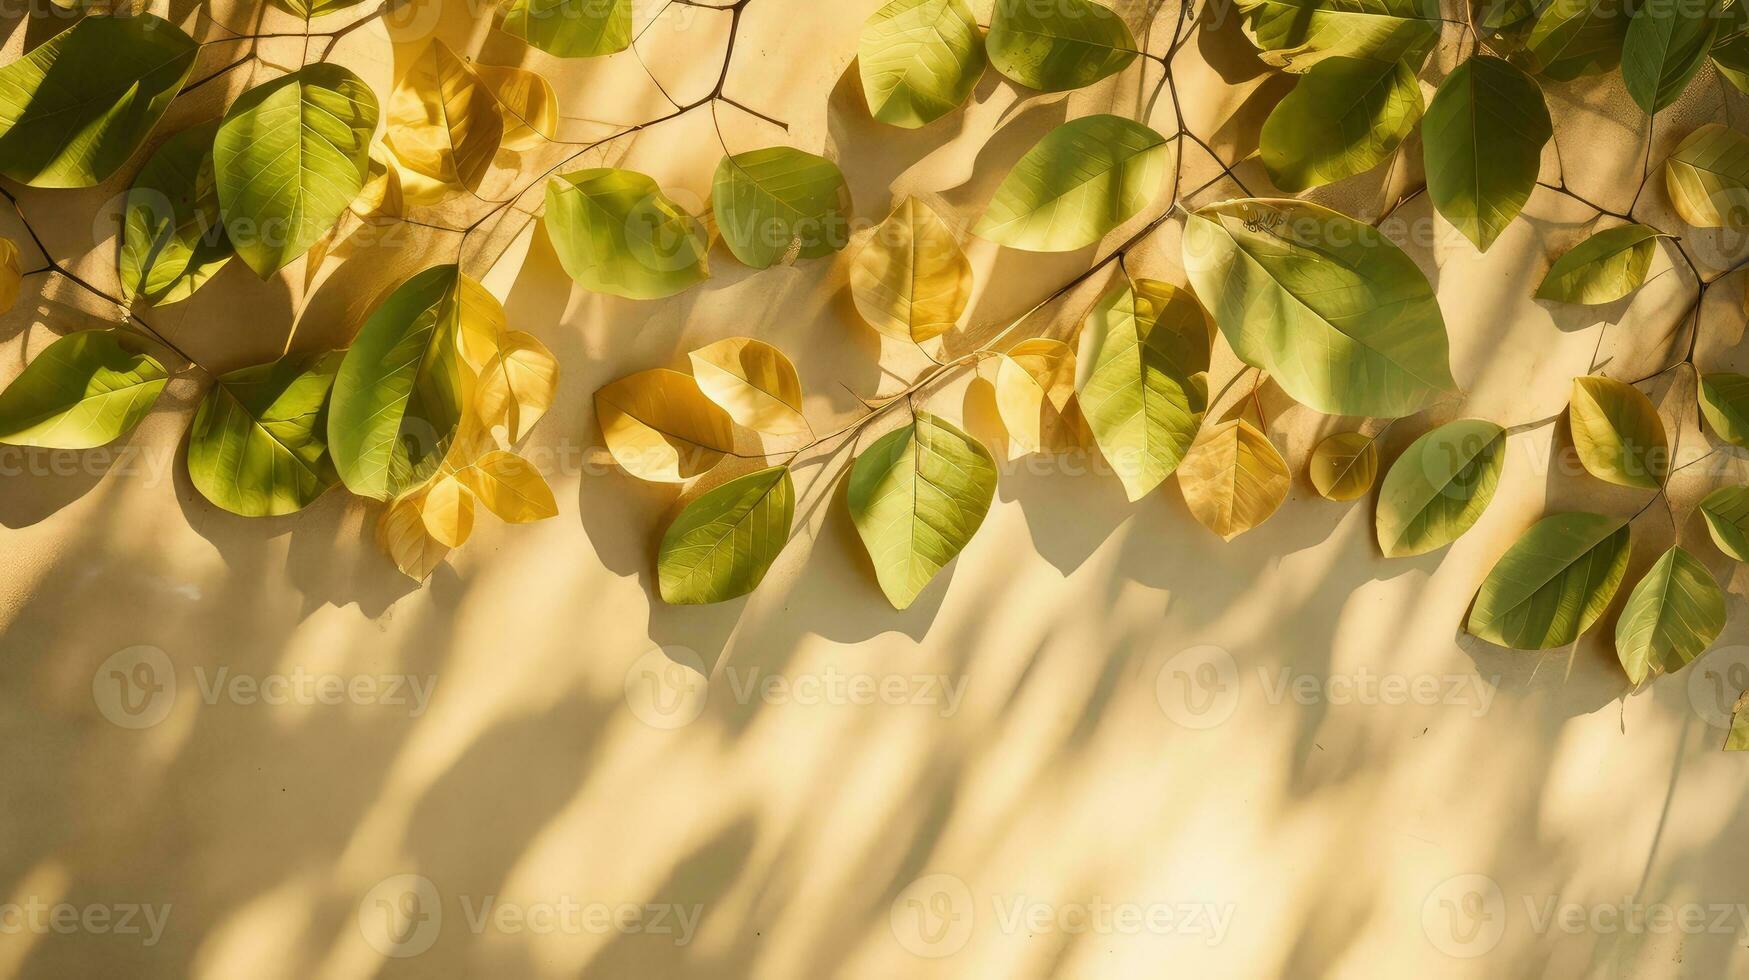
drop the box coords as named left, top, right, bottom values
left=4, top=1, right=1749, bottom=977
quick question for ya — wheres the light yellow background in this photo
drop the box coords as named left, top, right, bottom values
left=4, top=0, right=1749, bottom=977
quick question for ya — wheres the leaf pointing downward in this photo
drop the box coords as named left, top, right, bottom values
left=1177, top=419, right=1291, bottom=540
left=475, top=331, right=558, bottom=445
left=1615, top=545, right=1724, bottom=684
left=851, top=198, right=972, bottom=344
left=1420, top=55, right=1552, bottom=252
left=996, top=339, right=1079, bottom=458
left=1074, top=279, right=1211, bottom=500
left=385, top=40, right=503, bottom=191
left=849, top=413, right=998, bottom=609
left=659, top=466, right=795, bottom=605
left=1664, top=123, right=1749, bottom=228
left=596, top=369, right=735, bottom=483
left=187, top=350, right=342, bottom=517
left=1698, top=485, right=1749, bottom=561
left=1699, top=372, right=1749, bottom=447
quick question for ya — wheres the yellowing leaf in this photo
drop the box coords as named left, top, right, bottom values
left=1308, top=431, right=1379, bottom=501
left=975, top=115, right=1171, bottom=252
left=995, top=338, right=1079, bottom=457
left=688, top=337, right=809, bottom=441
left=859, top=0, right=987, bottom=128
left=378, top=493, right=449, bottom=581
left=1728, top=691, right=1749, bottom=751
left=1375, top=418, right=1505, bottom=556
left=352, top=143, right=405, bottom=218
left=476, top=331, right=558, bottom=444
left=850, top=198, right=972, bottom=343
left=386, top=40, right=503, bottom=191
left=0, top=330, right=168, bottom=449
left=456, top=450, right=558, bottom=522
left=421, top=474, right=475, bottom=547
left=473, top=63, right=557, bottom=150
left=0, top=237, right=19, bottom=315
left=1536, top=223, right=1663, bottom=304
left=452, top=272, right=507, bottom=373
left=1177, top=419, right=1291, bottom=540
left=1665, top=123, right=1749, bottom=229
left=596, top=368, right=735, bottom=482
left=1568, top=375, right=1667, bottom=489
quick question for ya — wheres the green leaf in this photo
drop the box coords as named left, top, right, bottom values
left=503, top=0, right=632, bottom=57
left=0, top=330, right=167, bottom=448
left=188, top=351, right=343, bottom=517
left=1524, top=0, right=1631, bottom=80
left=329, top=266, right=478, bottom=500
left=544, top=168, right=710, bottom=300
left=1568, top=375, right=1667, bottom=490
left=1260, top=57, right=1423, bottom=192
left=1615, top=545, right=1724, bottom=683
left=1699, top=485, right=1749, bottom=560
left=658, top=466, right=795, bottom=605
left=974, top=115, right=1170, bottom=251
left=986, top=0, right=1138, bottom=91
left=269, top=0, right=371, bottom=16
left=1182, top=198, right=1456, bottom=417
left=1665, top=123, right=1749, bottom=229
left=848, top=412, right=998, bottom=609
left=1700, top=372, right=1749, bottom=446
left=1074, top=279, right=1211, bottom=501
left=1535, top=224, right=1663, bottom=304
left=214, top=64, right=380, bottom=277
left=1234, top=0, right=1441, bottom=72
left=1421, top=56, right=1552, bottom=252
left=1728, top=690, right=1749, bottom=750
left=1466, top=512, right=1632, bottom=650
left=711, top=147, right=852, bottom=269
left=120, top=120, right=234, bottom=307
left=1376, top=419, right=1507, bottom=557
left=1712, top=30, right=1749, bottom=92
left=0, top=14, right=198, bottom=187
left=1624, top=0, right=1723, bottom=114
left=859, top=0, right=987, bottom=127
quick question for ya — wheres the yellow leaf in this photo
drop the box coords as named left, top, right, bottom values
left=0, top=237, right=20, bottom=315
left=385, top=39, right=503, bottom=191
left=1178, top=419, right=1291, bottom=540
left=476, top=330, right=558, bottom=444
left=1308, top=431, right=1378, bottom=501
left=995, top=338, right=1079, bottom=457
left=1569, top=375, right=1667, bottom=490
left=456, top=450, right=557, bottom=522
left=850, top=197, right=972, bottom=343
left=351, top=143, right=405, bottom=218
left=687, top=336, right=809, bottom=441
left=453, top=272, right=507, bottom=373
left=596, top=368, right=736, bottom=482
left=377, top=494, right=449, bottom=581
left=473, top=63, right=557, bottom=151
left=420, top=474, right=475, bottom=547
